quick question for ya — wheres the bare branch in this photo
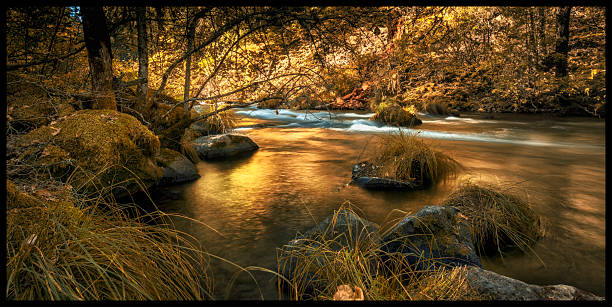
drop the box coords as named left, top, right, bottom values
left=7, top=45, right=87, bottom=71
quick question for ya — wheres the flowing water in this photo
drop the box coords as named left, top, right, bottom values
left=151, top=106, right=605, bottom=299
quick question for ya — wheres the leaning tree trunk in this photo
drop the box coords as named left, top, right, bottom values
left=136, top=6, right=149, bottom=100
left=81, top=6, right=116, bottom=110
left=554, top=6, right=572, bottom=78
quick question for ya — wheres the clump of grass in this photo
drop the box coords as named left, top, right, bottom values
left=180, top=127, right=201, bottom=164
left=443, top=180, right=545, bottom=259
left=371, top=103, right=422, bottom=127
left=194, top=104, right=236, bottom=135
left=6, top=180, right=213, bottom=300
left=276, top=203, right=482, bottom=300
left=365, top=131, right=461, bottom=186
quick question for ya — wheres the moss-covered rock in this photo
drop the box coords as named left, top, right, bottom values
left=6, top=180, right=42, bottom=210
left=16, top=109, right=163, bottom=198
left=371, top=104, right=422, bottom=127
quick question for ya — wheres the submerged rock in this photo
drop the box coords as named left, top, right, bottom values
left=192, top=133, right=258, bottom=159
left=351, top=161, right=422, bottom=190
left=462, top=266, right=603, bottom=300
left=155, top=148, right=200, bottom=186
left=380, top=205, right=481, bottom=270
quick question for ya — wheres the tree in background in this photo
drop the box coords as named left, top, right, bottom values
left=81, top=6, right=116, bottom=110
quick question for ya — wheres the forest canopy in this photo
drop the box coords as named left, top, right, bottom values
left=6, top=6, right=606, bottom=137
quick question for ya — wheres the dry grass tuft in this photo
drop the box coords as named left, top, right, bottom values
left=6, top=176, right=213, bottom=300
left=276, top=203, right=483, bottom=301
left=368, top=131, right=461, bottom=186
left=443, top=180, right=545, bottom=259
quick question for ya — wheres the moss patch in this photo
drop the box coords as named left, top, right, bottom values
left=16, top=109, right=162, bottom=197
left=371, top=104, right=422, bottom=127
left=6, top=180, right=42, bottom=210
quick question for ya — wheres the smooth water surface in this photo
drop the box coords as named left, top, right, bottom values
left=152, top=107, right=605, bottom=299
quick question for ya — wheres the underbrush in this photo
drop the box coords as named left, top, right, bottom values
left=6, top=178, right=214, bottom=300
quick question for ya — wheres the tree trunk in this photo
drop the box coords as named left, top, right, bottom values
left=554, top=6, right=572, bottom=77
left=183, top=8, right=194, bottom=119
left=136, top=6, right=148, bottom=99
left=81, top=6, right=116, bottom=110
left=529, top=8, right=539, bottom=66
left=537, top=7, right=546, bottom=60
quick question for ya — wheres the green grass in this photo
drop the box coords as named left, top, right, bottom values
left=443, top=180, right=545, bottom=260
left=276, top=203, right=483, bottom=300
left=367, top=131, right=461, bottom=186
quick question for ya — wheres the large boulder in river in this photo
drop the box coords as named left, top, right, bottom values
left=15, top=109, right=163, bottom=198
left=155, top=148, right=200, bottom=186
left=461, top=266, right=603, bottom=300
left=192, top=133, right=258, bottom=160
left=277, top=208, right=381, bottom=297
left=380, top=205, right=481, bottom=271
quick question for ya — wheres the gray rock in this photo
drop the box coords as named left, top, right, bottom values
left=192, top=133, right=258, bottom=160
left=463, top=266, right=604, bottom=300
left=158, top=158, right=200, bottom=186
left=156, top=148, right=200, bottom=186
left=278, top=208, right=381, bottom=297
left=380, top=205, right=481, bottom=270
left=351, top=161, right=422, bottom=190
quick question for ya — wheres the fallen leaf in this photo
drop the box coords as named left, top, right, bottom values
left=50, top=127, right=61, bottom=136
left=34, top=189, right=53, bottom=198
left=333, top=285, right=364, bottom=301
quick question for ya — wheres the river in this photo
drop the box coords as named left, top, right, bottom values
left=150, top=106, right=605, bottom=299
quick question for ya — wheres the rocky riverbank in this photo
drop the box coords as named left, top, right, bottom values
left=277, top=205, right=603, bottom=301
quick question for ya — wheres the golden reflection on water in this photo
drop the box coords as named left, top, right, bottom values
left=161, top=121, right=605, bottom=298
